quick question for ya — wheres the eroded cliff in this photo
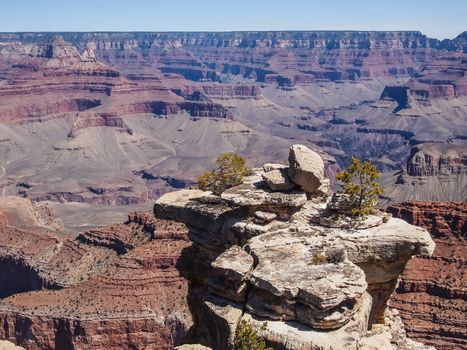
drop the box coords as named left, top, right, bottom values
left=389, top=201, right=467, bottom=350
left=154, top=144, right=435, bottom=350
left=0, top=209, right=192, bottom=349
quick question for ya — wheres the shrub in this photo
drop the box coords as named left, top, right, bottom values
left=335, top=157, right=384, bottom=217
left=198, top=152, right=251, bottom=195
left=234, top=320, right=272, bottom=350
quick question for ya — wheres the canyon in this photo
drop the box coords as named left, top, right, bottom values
left=0, top=196, right=192, bottom=349
left=0, top=146, right=441, bottom=350
left=0, top=31, right=465, bottom=230
left=0, top=30, right=466, bottom=349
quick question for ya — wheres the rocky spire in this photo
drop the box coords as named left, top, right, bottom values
left=154, top=144, right=435, bottom=350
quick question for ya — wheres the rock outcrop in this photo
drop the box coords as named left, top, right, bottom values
left=288, top=144, right=325, bottom=193
left=388, top=201, right=467, bottom=350
left=154, top=144, right=435, bottom=350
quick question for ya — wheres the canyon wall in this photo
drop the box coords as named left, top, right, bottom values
left=389, top=201, right=467, bottom=350
left=0, top=209, right=193, bottom=350
left=0, top=30, right=465, bottom=230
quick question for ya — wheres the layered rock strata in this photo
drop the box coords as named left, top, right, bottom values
left=0, top=211, right=192, bottom=349
left=154, top=144, right=435, bottom=349
left=389, top=201, right=467, bottom=350
left=385, top=143, right=467, bottom=202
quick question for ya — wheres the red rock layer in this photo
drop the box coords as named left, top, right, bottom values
left=388, top=201, right=467, bottom=350
left=0, top=212, right=193, bottom=350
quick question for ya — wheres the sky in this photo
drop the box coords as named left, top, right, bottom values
left=0, top=0, right=465, bottom=40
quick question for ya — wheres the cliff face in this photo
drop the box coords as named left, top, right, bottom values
left=388, top=201, right=467, bottom=350
left=0, top=31, right=458, bottom=85
left=154, top=144, right=435, bottom=350
left=381, top=143, right=467, bottom=203
left=405, top=143, right=467, bottom=177
left=0, top=210, right=193, bottom=350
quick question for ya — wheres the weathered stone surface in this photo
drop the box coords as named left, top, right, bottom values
left=154, top=189, right=240, bottom=254
left=332, top=217, right=435, bottom=283
left=253, top=210, right=277, bottom=223
left=244, top=305, right=433, bottom=350
left=153, top=152, right=435, bottom=349
left=316, top=178, right=332, bottom=198
left=221, top=183, right=307, bottom=216
left=262, top=168, right=296, bottom=191
left=242, top=293, right=372, bottom=350
left=155, top=189, right=234, bottom=232
left=175, top=345, right=212, bottom=350
left=211, top=246, right=254, bottom=281
left=263, top=163, right=288, bottom=172
left=323, top=217, right=435, bottom=325
left=198, top=296, right=244, bottom=350
left=288, top=144, right=325, bottom=193
left=0, top=341, right=24, bottom=350
left=209, top=246, right=254, bottom=302
left=245, top=231, right=367, bottom=329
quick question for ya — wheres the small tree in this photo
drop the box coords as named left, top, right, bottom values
left=234, top=320, right=272, bottom=350
left=198, top=152, right=251, bottom=195
left=335, top=157, right=384, bottom=217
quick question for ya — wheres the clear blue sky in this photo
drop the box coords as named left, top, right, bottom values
left=0, top=0, right=465, bottom=39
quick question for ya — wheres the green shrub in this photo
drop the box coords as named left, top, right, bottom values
left=335, top=157, right=384, bottom=217
left=234, top=320, right=272, bottom=350
left=198, top=152, right=251, bottom=195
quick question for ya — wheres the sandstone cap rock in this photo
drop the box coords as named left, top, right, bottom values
left=288, top=144, right=324, bottom=193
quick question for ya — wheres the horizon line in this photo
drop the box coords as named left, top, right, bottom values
left=0, top=29, right=465, bottom=40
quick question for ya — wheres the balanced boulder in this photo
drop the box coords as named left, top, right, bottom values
left=288, top=144, right=324, bottom=193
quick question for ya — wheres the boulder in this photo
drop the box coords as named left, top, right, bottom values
left=288, top=144, right=324, bottom=193
left=316, top=178, right=332, bottom=198
left=253, top=210, right=277, bottom=223
left=262, top=168, right=296, bottom=191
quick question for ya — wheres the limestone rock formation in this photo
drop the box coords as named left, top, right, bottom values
left=154, top=145, right=435, bottom=350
